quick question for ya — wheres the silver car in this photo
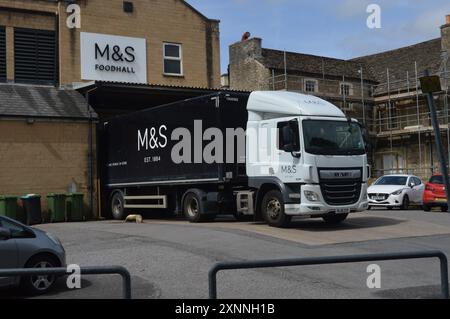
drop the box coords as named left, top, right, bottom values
left=0, top=216, right=66, bottom=295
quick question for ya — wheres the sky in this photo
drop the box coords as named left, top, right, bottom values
left=186, top=0, right=450, bottom=74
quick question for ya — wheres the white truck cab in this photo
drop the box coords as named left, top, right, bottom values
left=244, top=91, right=369, bottom=227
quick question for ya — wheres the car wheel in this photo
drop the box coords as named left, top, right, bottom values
left=111, top=190, right=125, bottom=220
left=401, top=195, right=410, bottom=210
left=367, top=206, right=372, bottom=210
left=387, top=207, right=393, bottom=210
left=261, top=190, right=291, bottom=228
left=21, top=255, right=58, bottom=295
left=322, top=213, right=348, bottom=224
left=423, top=204, right=431, bottom=212
left=441, top=206, right=448, bottom=213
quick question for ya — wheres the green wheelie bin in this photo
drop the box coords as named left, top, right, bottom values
left=67, top=193, right=84, bottom=221
left=0, top=196, right=18, bottom=220
left=20, top=194, right=42, bottom=225
left=47, top=193, right=67, bottom=223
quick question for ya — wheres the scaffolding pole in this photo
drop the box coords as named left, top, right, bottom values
left=360, top=66, right=365, bottom=124
left=415, top=61, right=422, bottom=175
left=283, top=50, right=287, bottom=91
left=387, top=68, right=393, bottom=155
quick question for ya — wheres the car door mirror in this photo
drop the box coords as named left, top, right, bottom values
left=0, top=227, right=12, bottom=240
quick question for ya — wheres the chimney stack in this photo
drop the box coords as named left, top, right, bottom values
left=441, top=15, right=450, bottom=53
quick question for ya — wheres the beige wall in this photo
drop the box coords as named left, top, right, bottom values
left=0, top=119, right=96, bottom=217
left=0, top=0, right=221, bottom=88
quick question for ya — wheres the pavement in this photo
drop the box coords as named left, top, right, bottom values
left=2, top=208, right=450, bottom=299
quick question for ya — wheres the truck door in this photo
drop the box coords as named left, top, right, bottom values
left=276, top=119, right=301, bottom=183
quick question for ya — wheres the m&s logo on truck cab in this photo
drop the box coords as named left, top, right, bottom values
left=138, top=126, right=168, bottom=151
left=281, top=165, right=297, bottom=174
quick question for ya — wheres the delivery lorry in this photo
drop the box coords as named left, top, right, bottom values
left=98, top=91, right=370, bottom=227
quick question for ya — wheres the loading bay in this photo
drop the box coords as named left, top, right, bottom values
left=3, top=209, right=450, bottom=299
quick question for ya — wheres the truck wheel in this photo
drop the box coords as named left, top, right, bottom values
left=183, top=191, right=213, bottom=223
left=111, top=191, right=125, bottom=220
left=261, top=190, right=291, bottom=228
left=322, top=213, right=348, bottom=224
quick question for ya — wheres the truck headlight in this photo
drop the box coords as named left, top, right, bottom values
left=304, top=191, right=319, bottom=202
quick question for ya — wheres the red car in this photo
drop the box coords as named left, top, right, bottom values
left=423, top=175, right=449, bottom=212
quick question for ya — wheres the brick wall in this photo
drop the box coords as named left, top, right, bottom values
left=229, top=38, right=271, bottom=91
left=0, top=119, right=96, bottom=217
left=0, top=0, right=221, bottom=88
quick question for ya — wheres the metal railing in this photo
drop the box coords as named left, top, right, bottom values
left=0, top=266, right=132, bottom=299
left=208, top=251, right=449, bottom=299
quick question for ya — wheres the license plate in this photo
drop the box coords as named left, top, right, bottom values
left=336, top=208, right=350, bottom=214
left=372, top=196, right=385, bottom=201
left=435, top=198, right=447, bottom=203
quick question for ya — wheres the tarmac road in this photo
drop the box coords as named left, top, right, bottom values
left=2, top=208, right=450, bottom=299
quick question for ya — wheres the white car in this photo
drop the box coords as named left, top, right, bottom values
left=368, top=175, right=425, bottom=210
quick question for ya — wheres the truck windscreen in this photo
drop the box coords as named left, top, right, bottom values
left=302, top=120, right=365, bottom=155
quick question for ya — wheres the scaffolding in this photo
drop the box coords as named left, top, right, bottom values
left=265, top=62, right=450, bottom=180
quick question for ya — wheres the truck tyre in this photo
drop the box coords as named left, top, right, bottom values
left=111, top=190, right=126, bottom=220
left=322, top=213, right=348, bottom=224
left=261, top=190, right=291, bottom=228
left=183, top=190, right=213, bottom=223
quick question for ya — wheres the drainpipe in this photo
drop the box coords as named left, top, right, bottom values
left=85, top=87, right=98, bottom=219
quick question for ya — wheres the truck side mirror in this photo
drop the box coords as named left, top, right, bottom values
left=0, top=227, right=12, bottom=240
left=283, top=143, right=295, bottom=153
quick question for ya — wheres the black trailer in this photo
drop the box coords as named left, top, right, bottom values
left=98, top=92, right=251, bottom=221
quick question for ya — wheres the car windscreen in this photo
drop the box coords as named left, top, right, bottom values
left=429, top=176, right=448, bottom=184
left=374, top=176, right=407, bottom=186
left=302, top=120, right=365, bottom=156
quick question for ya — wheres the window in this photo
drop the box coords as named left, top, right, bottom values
left=302, top=120, right=365, bottom=156
left=14, top=28, right=56, bottom=85
left=414, top=177, right=422, bottom=186
left=387, top=102, right=397, bottom=129
left=0, top=218, right=33, bottom=239
left=304, top=79, right=317, bottom=93
left=0, top=26, right=5, bottom=81
left=340, top=83, right=352, bottom=96
left=374, top=176, right=408, bottom=186
left=277, top=120, right=300, bottom=152
left=163, top=43, right=182, bottom=76
left=341, top=102, right=354, bottom=111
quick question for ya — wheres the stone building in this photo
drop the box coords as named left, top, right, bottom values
left=229, top=16, right=450, bottom=180
left=0, top=0, right=221, bottom=217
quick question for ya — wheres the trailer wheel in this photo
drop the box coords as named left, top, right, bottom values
left=183, top=190, right=213, bottom=223
left=261, top=190, right=291, bottom=228
left=111, top=191, right=125, bottom=220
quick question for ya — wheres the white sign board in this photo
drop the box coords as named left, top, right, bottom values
left=80, top=32, right=147, bottom=83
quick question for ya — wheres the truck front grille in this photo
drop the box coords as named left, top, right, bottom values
left=318, top=168, right=363, bottom=206
left=320, top=182, right=362, bottom=206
